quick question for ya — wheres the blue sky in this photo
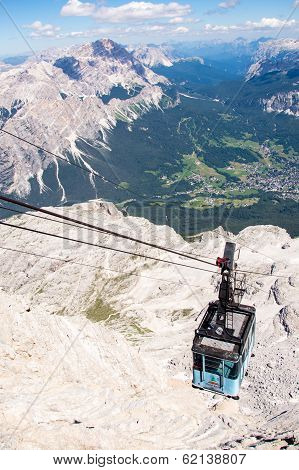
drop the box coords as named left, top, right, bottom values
left=0, top=0, right=298, bottom=56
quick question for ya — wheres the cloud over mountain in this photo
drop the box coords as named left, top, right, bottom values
left=23, top=20, right=61, bottom=38
left=205, top=17, right=297, bottom=32
left=61, top=0, right=192, bottom=23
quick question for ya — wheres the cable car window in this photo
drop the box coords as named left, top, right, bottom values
left=193, top=353, right=203, bottom=370
left=224, top=360, right=240, bottom=379
left=205, top=356, right=222, bottom=374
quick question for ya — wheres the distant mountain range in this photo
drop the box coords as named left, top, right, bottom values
left=0, top=37, right=298, bottom=234
left=132, top=37, right=271, bottom=75
left=247, top=38, right=299, bottom=79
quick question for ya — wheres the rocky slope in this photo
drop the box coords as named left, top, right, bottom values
left=130, top=45, right=174, bottom=68
left=0, top=200, right=298, bottom=449
left=0, top=39, right=167, bottom=200
left=261, top=91, right=299, bottom=116
left=247, top=39, right=299, bottom=80
left=245, top=39, right=299, bottom=117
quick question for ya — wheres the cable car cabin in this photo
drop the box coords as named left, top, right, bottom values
left=192, top=242, right=256, bottom=399
left=192, top=301, right=255, bottom=398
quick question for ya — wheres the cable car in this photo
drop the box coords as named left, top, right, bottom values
left=192, top=242, right=256, bottom=399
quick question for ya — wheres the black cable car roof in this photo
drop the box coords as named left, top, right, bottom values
left=192, top=301, right=255, bottom=362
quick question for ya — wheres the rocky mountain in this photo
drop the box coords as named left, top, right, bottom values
left=0, top=39, right=168, bottom=201
left=165, top=37, right=269, bottom=76
left=0, top=37, right=297, bottom=237
left=0, top=200, right=298, bottom=449
left=247, top=39, right=299, bottom=80
left=245, top=39, right=299, bottom=117
left=130, top=44, right=174, bottom=68
left=130, top=44, right=205, bottom=69
left=130, top=38, right=263, bottom=75
left=261, top=91, right=299, bottom=117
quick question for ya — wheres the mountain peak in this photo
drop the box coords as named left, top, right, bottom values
left=97, top=38, right=119, bottom=51
left=91, top=38, right=132, bottom=61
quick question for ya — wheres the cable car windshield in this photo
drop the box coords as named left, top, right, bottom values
left=194, top=354, right=240, bottom=379
left=206, top=356, right=240, bottom=379
left=205, top=356, right=222, bottom=375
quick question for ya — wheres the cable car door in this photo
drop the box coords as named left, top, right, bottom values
left=203, top=356, right=224, bottom=392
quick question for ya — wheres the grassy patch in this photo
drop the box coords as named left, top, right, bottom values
left=149, top=201, right=166, bottom=206
left=242, top=132, right=253, bottom=139
left=169, top=152, right=225, bottom=184
left=118, top=181, right=130, bottom=190
left=144, top=169, right=160, bottom=176
left=218, top=162, right=249, bottom=182
left=223, top=188, right=259, bottom=197
left=130, top=322, right=153, bottom=335
left=172, top=308, right=193, bottom=321
left=119, top=319, right=153, bottom=343
left=221, top=136, right=261, bottom=155
left=184, top=196, right=259, bottom=209
left=85, top=297, right=119, bottom=323
left=115, top=111, right=131, bottom=123
left=196, top=160, right=226, bottom=182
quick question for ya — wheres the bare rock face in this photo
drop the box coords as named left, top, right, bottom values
left=0, top=202, right=298, bottom=449
left=278, top=305, right=299, bottom=336
left=262, top=91, right=299, bottom=117
left=222, top=430, right=299, bottom=450
left=130, top=45, right=174, bottom=68
left=246, top=39, right=299, bottom=117
left=247, top=39, right=299, bottom=80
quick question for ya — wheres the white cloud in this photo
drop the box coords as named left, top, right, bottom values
left=68, top=22, right=191, bottom=37
left=205, top=17, right=297, bottom=32
left=205, top=23, right=238, bottom=32
left=62, top=28, right=111, bottom=38
left=248, top=17, right=296, bottom=28
left=61, top=0, right=96, bottom=17
left=205, top=0, right=239, bottom=16
left=145, top=25, right=166, bottom=31
left=173, top=26, right=189, bottom=33
left=61, top=24, right=169, bottom=38
left=169, top=16, right=184, bottom=24
left=218, top=0, right=239, bottom=9
left=23, top=21, right=61, bottom=38
left=124, top=24, right=166, bottom=33
left=61, top=1, right=191, bottom=23
left=93, top=1, right=192, bottom=23
left=293, top=1, right=299, bottom=7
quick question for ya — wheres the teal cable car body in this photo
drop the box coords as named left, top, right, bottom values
left=192, top=242, right=256, bottom=399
